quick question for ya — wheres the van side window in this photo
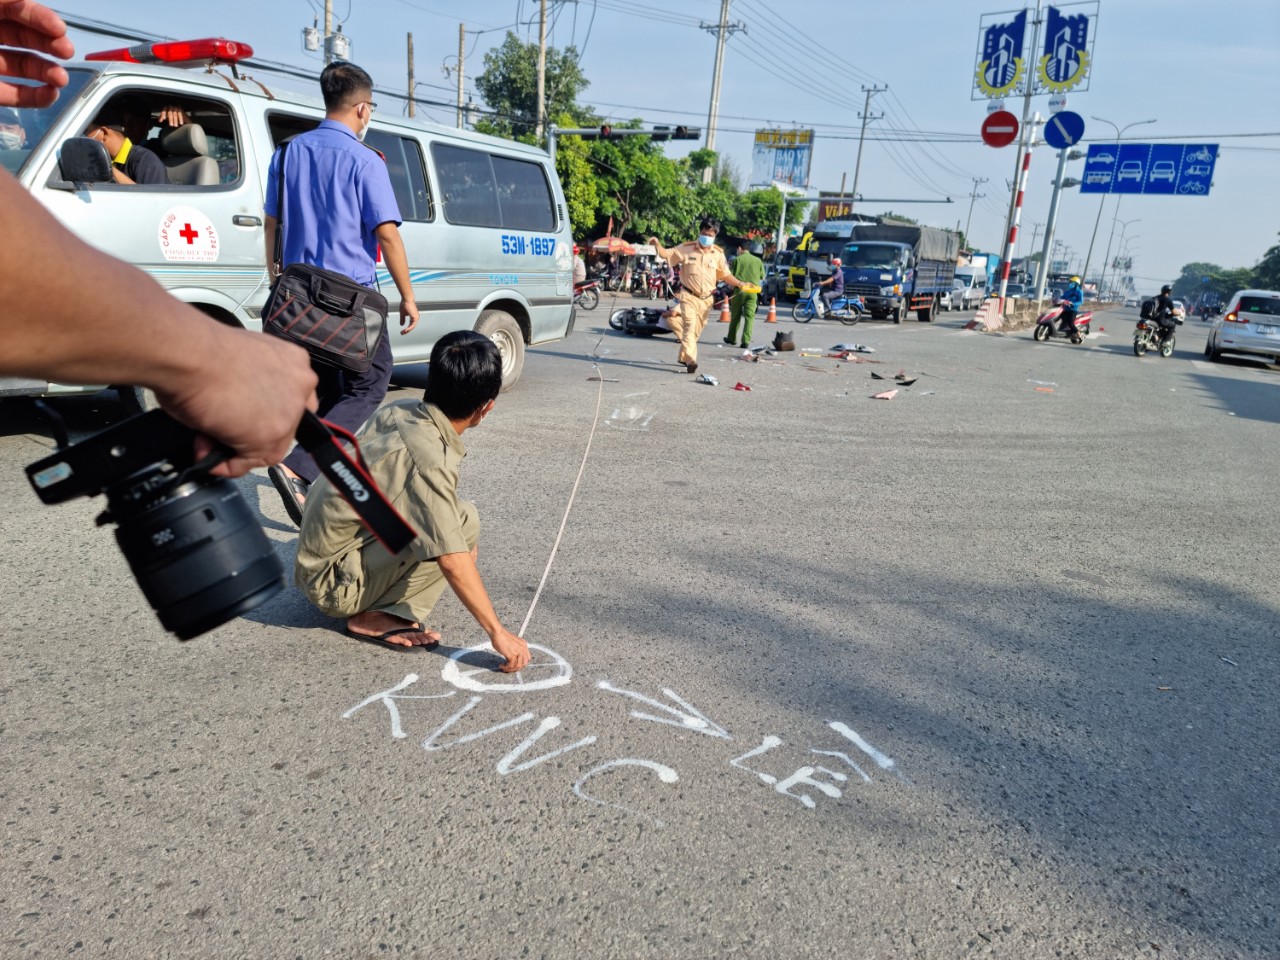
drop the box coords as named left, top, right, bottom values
left=90, top=90, right=240, bottom=187
left=267, top=115, right=433, bottom=223
left=492, top=155, right=554, bottom=232
left=431, top=143, right=501, bottom=228
left=364, top=129, right=432, bottom=222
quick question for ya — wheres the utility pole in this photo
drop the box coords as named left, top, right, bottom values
left=456, top=23, right=465, bottom=129
left=700, top=0, right=745, bottom=183
left=406, top=33, right=415, bottom=118
left=850, top=85, right=886, bottom=212
left=964, top=176, right=988, bottom=245
left=324, top=0, right=333, bottom=64
left=535, top=0, right=548, bottom=141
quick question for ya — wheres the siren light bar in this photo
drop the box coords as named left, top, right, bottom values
left=85, top=38, right=252, bottom=66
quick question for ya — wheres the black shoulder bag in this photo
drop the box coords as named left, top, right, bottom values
left=262, top=139, right=388, bottom=374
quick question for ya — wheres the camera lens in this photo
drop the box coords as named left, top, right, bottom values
left=112, top=478, right=285, bottom=640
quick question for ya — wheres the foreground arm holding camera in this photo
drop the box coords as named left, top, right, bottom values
left=1, top=0, right=317, bottom=477
left=0, top=170, right=318, bottom=477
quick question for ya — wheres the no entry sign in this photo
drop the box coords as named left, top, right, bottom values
left=981, top=110, right=1019, bottom=148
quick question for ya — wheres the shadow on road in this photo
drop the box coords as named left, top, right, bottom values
left=546, top=544, right=1280, bottom=954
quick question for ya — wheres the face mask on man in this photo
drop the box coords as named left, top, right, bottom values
left=697, top=234, right=714, bottom=247
left=0, top=128, right=23, bottom=150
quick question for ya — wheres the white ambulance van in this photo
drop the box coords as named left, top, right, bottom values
left=0, top=38, right=575, bottom=409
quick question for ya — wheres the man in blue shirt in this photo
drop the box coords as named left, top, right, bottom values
left=263, top=61, right=419, bottom=525
left=817, top=257, right=844, bottom=315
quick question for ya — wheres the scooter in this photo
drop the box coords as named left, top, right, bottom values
left=1032, top=301, right=1093, bottom=343
left=1133, top=314, right=1181, bottom=357
left=792, top=283, right=866, bottom=325
left=573, top=279, right=601, bottom=311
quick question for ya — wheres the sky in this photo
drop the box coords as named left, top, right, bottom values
left=52, top=0, right=1280, bottom=289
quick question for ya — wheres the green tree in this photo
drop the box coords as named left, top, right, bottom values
left=553, top=126, right=600, bottom=243
left=473, top=32, right=590, bottom=144
left=1253, top=233, right=1280, bottom=289
left=586, top=126, right=692, bottom=240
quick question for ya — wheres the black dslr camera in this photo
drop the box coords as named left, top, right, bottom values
left=27, top=410, right=286, bottom=639
left=26, top=409, right=415, bottom=640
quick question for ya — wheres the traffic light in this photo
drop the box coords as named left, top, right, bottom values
left=600, top=124, right=612, bottom=139
left=652, top=125, right=671, bottom=141
left=673, top=125, right=699, bottom=140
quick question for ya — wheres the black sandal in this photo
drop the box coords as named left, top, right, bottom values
left=268, top=465, right=309, bottom=526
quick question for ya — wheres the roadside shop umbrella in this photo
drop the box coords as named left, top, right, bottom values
left=592, top=236, right=635, bottom=255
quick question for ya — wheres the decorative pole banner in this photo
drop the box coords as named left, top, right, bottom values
left=973, top=9, right=1029, bottom=100
left=1035, top=2, right=1098, bottom=94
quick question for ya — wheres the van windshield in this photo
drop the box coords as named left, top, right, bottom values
left=840, top=243, right=901, bottom=270
left=0, top=69, right=95, bottom=176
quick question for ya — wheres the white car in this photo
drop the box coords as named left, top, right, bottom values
left=1205, top=290, right=1280, bottom=365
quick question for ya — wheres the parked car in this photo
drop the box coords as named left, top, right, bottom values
left=1204, top=290, right=1280, bottom=364
left=940, top=287, right=954, bottom=311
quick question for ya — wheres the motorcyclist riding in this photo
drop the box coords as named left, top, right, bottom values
left=1057, top=275, right=1085, bottom=336
left=1153, top=283, right=1178, bottom=338
left=818, top=257, right=844, bottom=314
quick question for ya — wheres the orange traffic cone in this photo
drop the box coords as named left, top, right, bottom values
left=765, top=297, right=777, bottom=323
left=718, top=298, right=731, bottom=322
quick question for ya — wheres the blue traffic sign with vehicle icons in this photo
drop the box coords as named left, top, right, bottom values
left=1042, top=110, right=1085, bottom=149
left=1080, top=143, right=1218, bottom=195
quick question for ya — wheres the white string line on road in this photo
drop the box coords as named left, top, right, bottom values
left=516, top=346, right=606, bottom=639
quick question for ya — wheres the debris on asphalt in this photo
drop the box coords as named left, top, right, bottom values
left=695, top=374, right=719, bottom=386
left=833, top=343, right=875, bottom=353
left=871, top=389, right=898, bottom=400
left=895, top=376, right=918, bottom=386
left=1157, top=686, right=1172, bottom=692
left=1028, top=379, right=1057, bottom=386
left=871, top=371, right=886, bottom=380
left=587, top=376, right=619, bottom=382
left=1220, top=656, right=1238, bottom=666
left=733, top=382, right=752, bottom=392
left=1035, top=387, right=1055, bottom=393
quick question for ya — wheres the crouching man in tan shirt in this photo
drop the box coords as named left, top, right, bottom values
left=294, top=331, right=530, bottom=671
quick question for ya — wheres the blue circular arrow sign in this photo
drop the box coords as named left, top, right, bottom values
left=1044, top=110, right=1085, bottom=149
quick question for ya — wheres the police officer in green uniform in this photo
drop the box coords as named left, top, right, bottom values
left=725, top=240, right=765, bottom=348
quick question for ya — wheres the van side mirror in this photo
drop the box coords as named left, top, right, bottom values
left=59, top=137, right=113, bottom=184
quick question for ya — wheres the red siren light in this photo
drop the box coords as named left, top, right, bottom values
left=85, top=38, right=253, bottom=66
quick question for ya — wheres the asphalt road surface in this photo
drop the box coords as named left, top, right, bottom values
left=2, top=303, right=1278, bottom=959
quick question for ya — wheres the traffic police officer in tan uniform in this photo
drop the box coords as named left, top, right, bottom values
left=649, top=217, right=745, bottom=373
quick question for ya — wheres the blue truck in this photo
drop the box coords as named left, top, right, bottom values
left=838, top=224, right=960, bottom=323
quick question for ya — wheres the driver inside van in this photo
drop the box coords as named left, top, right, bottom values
left=83, top=114, right=168, bottom=185
left=0, top=107, right=26, bottom=150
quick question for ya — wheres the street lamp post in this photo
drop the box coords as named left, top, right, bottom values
left=1080, top=116, right=1156, bottom=292
left=1102, top=218, right=1139, bottom=298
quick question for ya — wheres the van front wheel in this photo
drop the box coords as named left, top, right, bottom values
left=476, top=310, right=525, bottom=391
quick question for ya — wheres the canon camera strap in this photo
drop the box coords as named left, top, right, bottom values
left=294, top=411, right=416, bottom=555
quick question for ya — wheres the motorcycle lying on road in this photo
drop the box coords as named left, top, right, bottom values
left=573, top=279, right=601, bottom=311
left=1133, top=314, right=1182, bottom=357
left=1032, top=301, right=1093, bottom=343
left=792, top=283, right=866, bottom=325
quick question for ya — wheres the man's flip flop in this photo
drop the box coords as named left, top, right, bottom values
left=344, top=626, right=439, bottom=652
left=268, top=465, right=308, bottom=527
